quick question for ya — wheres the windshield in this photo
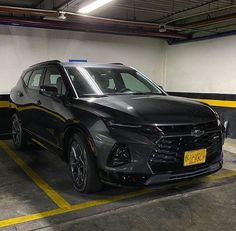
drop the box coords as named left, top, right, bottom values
left=65, top=66, right=165, bottom=97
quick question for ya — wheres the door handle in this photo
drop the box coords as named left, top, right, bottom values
left=35, top=100, right=41, bottom=105
left=17, top=91, right=24, bottom=97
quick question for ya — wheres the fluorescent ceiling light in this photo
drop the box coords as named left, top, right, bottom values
left=78, top=0, right=114, bottom=14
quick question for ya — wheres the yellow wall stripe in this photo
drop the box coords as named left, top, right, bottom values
left=0, top=141, right=71, bottom=209
left=198, top=99, right=236, bottom=108
left=1, top=99, right=236, bottom=109
left=0, top=101, right=10, bottom=108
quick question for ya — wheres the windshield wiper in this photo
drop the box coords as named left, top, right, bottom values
left=104, top=92, right=164, bottom=96
left=80, top=94, right=108, bottom=98
left=81, top=92, right=164, bottom=97
left=130, top=92, right=163, bottom=95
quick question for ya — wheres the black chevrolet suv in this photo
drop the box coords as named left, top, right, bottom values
left=10, top=60, right=223, bottom=193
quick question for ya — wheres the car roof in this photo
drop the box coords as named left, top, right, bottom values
left=29, top=60, right=131, bottom=70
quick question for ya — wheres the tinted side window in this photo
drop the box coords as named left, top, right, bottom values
left=28, top=69, right=44, bottom=90
left=44, top=67, right=66, bottom=95
left=66, top=67, right=95, bottom=95
left=108, top=78, right=115, bottom=90
left=22, top=71, right=32, bottom=86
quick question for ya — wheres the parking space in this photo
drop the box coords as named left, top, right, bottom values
left=0, top=140, right=236, bottom=230
left=2, top=1, right=236, bottom=230
left=0, top=147, right=57, bottom=221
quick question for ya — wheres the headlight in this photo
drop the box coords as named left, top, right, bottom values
left=105, top=120, right=142, bottom=128
left=105, top=119, right=163, bottom=143
left=204, top=104, right=221, bottom=127
left=213, top=111, right=221, bottom=126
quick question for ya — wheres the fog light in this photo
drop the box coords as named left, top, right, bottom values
left=108, top=144, right=131, bottom=167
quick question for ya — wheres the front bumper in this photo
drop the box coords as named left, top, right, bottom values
left=101, top=159, right=223, bottom=186
left=94, top=120, right=224, bottom=186
left=145, top=160, right=222, bottom=185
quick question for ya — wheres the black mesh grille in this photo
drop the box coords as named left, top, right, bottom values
left=149, top=130, right=222, bottom=173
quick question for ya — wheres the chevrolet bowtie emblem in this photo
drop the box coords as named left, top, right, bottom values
left=191, top=129, right=205, bottom=137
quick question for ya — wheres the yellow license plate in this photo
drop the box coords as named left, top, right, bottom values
left=184, top=149, right=207, bottom=167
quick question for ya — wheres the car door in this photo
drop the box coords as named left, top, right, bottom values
left=19, top=68, right=45, bottom=136
left=36, top=65, right=68, bottom=148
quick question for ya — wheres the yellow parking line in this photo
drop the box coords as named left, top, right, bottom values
left=207, top=170, right=236, bottom=180
left=0, top=141, right=71, bottom=209
left=0, top=188, right=153, bottom=228
left=0, top=139, right=236, bottom=228
left=0, top=171, right=236, bottom=228
left=0, top=170, right=235, bottom=228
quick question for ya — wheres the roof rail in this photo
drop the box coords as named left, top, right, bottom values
left=110, top=63, right=124, bottom=65
left=30, top=60, right=61, bottom=67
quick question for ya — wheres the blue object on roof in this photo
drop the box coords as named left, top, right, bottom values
left=69, top=59, right=87, bottom=63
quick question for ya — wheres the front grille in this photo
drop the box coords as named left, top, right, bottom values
left=158, top=121, right=218, bottom=136
left=148, top=129, right=222, bottom=173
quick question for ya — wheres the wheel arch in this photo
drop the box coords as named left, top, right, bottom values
left=63, top=123, right=96, bottom=162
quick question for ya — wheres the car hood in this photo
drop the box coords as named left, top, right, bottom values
left=80, top=95, right=216, bottom=125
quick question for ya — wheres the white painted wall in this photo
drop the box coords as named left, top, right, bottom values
left=165, top=35, right=236, bottom=94
left=0, top=25, right=166, bottom=94
left=2, top=24, right=236, bottom=95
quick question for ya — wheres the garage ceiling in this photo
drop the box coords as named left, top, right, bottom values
left=1, top=0, right=236, bottom=43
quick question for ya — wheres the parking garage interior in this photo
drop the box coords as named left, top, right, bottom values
left=0, top=0, right=236, bottom=230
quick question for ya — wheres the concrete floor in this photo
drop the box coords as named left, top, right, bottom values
left=0, top=139, right=236, bottom=231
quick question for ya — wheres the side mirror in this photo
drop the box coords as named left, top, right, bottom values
left=40, top=85, right=58, bottom=97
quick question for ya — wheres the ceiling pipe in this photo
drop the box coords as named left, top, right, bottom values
left=0, top=5, right=56, bottom=17
left=0, top=16, right=189, bottom=39
left=0, top=5, right=183, bottom=32
left=61, top=11, right=183, bottom=31
left=1, top=4, right=234, bottom=37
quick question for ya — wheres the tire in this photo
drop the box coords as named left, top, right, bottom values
left=12, top=114, right=27, bottom=150
left=68, top=132, right=103, bottom=193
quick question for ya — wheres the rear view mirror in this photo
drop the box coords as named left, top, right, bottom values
left=40, top=85, right=58, bottom=97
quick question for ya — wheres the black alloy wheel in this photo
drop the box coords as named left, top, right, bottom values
left=68, top=133, right=103, bottom=193
left=70, top=140, right=87, bottom=189
left=12, top=114, right=27, bottom=149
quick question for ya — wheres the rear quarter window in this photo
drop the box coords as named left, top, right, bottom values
left=22, top=71, right=32, bottom=86
left=28, top=69, right=44, bottom=90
